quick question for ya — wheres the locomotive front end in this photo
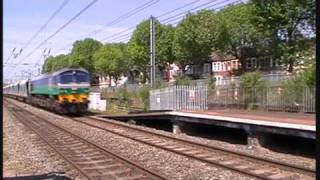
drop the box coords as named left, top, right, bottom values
left=57, top=69, right=90, bottom=114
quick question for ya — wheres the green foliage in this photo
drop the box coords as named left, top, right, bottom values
left=214, top=3, right=261, bottom=72
left=157, top=25, right=176, bottom=67
left=93, top=43, right=127, bottom=83
left=281, top=76, right=305, bottom=110
left=139, top=85, right=152, bottom=111
left=302, top=65, right=315, bottom=87
left=173, top=10, right=217, bottom=71
left=42, top=54, right=70, bottom=73
left=240, top=71, right=267, bottom=108
left=69, top=38, right=102, bottom=73
left=251, top=0, right=315, bottom=72
left=240, top=71, right=267, bottom=89
left=208, top=77, right=216, bottom=90
left=116, top=86, right=132, bottom=106
left=175, top=75, right=193, bottom=86
left=127, top=19, right=166, bottom=82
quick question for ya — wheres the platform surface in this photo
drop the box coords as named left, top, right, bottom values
left=189, top=109, right=315, bottom=126
left=101, top=109, right=315, bottom=132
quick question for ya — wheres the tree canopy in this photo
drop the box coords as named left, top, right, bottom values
left=40, top=1, right=315, bottom=85
left=173, top=10, right=217, bottom=72
left=93, top=43, right=127, bottom=83
left=69, top=38, right=102, bottom=73
left=251, top=0, right=315, bottom=72
left=42, top=54, right=70, bottom=73
left=214, top=3, right=263, bottom=72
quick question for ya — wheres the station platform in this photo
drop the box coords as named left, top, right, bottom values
left=99, top=109, right=316, bottom=147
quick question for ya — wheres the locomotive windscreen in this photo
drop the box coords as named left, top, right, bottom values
left=59, top=70, right=90, bottom=84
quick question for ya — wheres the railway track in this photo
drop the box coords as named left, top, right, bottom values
left=4, top=100, right=167, bottom=180
left=71, top=116, right=315, bottom=180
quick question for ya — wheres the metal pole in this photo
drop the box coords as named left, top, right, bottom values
left=150, top=16, right=156, bottom=87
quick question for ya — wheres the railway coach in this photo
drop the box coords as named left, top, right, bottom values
left=4, top=68, right=91, bottom=114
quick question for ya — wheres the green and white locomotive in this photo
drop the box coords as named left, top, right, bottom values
left=4, top=68, right=91, bottom=114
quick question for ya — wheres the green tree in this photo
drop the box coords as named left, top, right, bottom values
left=214, top=3, right=262, bottom=73
left=42, top=56, right=55, bottom=73
left=42, top=54, right=70, bottom=73
left=240, top=71, right=267, bottom=89
left=69, top=38, right=102, bottom=73
left=173, top=10, right=217, bottom=73
left=157, top=25, right=176, bottom=69
left=251, top=0, right=315, bottom=72
left=93, top=43, right=127, bottom=84
left=127, top=19, right=178, bottom=83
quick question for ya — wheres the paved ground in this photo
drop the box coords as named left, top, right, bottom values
left=187, top=109, right=315, bottom=126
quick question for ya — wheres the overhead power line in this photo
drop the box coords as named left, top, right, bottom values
left=160, top=0, right=221, bottom=22
left=11, top=0, right=99, bottom=76
left=4, top=48, right=16, bottom=64
left=88, top=0, right=159, bottom=37
left=103, top=0, right=228, bottom=43
left=22, top=0, right=70, bottom=51
left=55, top=0, right=160, bottom=54
left=156, top=0, right=201, bottom=19
left=161, top=0, right=235, bottom=25
left=4, top=0, right=69, bottom=66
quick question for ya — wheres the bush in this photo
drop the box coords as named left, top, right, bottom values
left=139, top=85, right=152, bottom=111
left=116, top=86, right=131, bottom=106
left=240, top=71, right=267, bottom=89
left=175, top=75, right=193, bottom=85
left=240, top=71, right=267, bottom=107
left=208, top=77, right=216, bottom=90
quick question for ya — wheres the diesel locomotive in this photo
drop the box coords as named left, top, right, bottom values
left=4, top=68, right=91, bottom=114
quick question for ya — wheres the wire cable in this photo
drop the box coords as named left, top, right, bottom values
left=21, top=0, right=70, bottom=51
left=55, top=0, right=160, bottom=54
left=10, top=0, right=99, bottom=75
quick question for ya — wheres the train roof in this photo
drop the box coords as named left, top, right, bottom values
left=31, top=68, right=89, bottom=81
left=3, top=79, right=29, bottom=88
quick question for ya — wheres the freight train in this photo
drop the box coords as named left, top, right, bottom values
left=3, top=68, right=91, bottom=114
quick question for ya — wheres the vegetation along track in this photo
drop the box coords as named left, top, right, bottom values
left=72, top=116, right=315, bottom=180
left=4, top=99, right=167, bottom=180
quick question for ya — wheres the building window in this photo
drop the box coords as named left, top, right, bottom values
left=227, top=62, right=231, bottom=71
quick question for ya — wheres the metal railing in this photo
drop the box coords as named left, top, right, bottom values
left=207, top=86, right=315, bottom=113
left=149, top=85, right=315, bottom=113
left=150, top=85, right=208, bottom=111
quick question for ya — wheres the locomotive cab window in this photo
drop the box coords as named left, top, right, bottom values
left=59, top=70, right=90, bottom=84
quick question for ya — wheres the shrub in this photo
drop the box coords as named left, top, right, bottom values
left=240, top=71, right=267, bottom=89
left=116, top=86, right=131, bottom=106
left=139, top=85, right=151, bottom=111
left=240, top=71, right=267, bottom=108
left=175, top=75, right=193, bottom=85
left=208, top=77, right=216, bottom=90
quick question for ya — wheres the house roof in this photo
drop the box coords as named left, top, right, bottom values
left=210, top=52, right=237, bottom=62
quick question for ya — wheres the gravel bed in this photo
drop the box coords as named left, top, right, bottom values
left=7, top=98, right=315, bottom=179
left=92, top=116, right=315, bottom=169
left=3, top=103, right=87, bottom=180
left=8, top=99, right=257, bottom=180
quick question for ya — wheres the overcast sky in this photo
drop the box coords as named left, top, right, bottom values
left=3, top=0, right=245, bottom=82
